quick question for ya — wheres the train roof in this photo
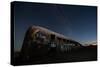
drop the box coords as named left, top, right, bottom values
left=30, top=25, right=80, bottom=44
left=31, top=26, right=69, bottom=38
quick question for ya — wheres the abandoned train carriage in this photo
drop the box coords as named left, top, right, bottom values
left=20, top=26, right=82, bottom=59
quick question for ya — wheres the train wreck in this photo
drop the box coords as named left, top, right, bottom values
left=13, top=26, right=97, bottom=65
left=20, top=26, right=82, bottom=60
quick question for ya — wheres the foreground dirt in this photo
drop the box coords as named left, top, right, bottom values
left=12, top=46, right=97, bottom=66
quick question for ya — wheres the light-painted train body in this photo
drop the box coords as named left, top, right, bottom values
left=20, top=26, right=82, bottom=60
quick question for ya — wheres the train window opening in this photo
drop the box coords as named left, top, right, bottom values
left=50, top=34, right=55, bottom=41
left=35, top=31, right=47, bottom=43
left=35, top=31, right=46, bottom=38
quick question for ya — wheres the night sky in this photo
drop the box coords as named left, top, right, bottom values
left=13, top=2, right=97, bottom=51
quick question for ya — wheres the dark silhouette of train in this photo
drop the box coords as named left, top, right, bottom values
left=20, top=26, right=82, bottom=60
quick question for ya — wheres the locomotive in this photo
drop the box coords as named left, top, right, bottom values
left=20, top=26, right=82, bottom=60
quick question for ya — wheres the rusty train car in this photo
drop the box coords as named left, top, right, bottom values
left=20, top=26, right=82, bottom=60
